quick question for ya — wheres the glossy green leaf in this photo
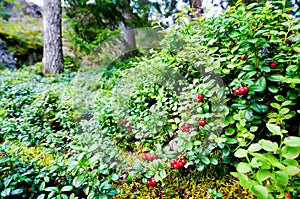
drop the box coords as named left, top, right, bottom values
left=61, top=186, right=73, bottom=192
left=251, top=103, right=268, bottom=113
left=256, top=169, right=271, bottom=182
left=284, top=136, right=300, bottom=147
left=234, top=149, right=248, bottom=158
left=282, top=146, right=300, bottom=159
left=72, top=174, right=86, bottom=188
left=251, top=185, right=269, bottom=199
left=236, top=162, right=252, bottom=173
left=248, top=143, right=262, bottom=152
left=259, top=139, right=278, bottom=152
left=266, top=123, right=281, bottom=136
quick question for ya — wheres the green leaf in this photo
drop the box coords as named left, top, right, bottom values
left=248, top=143, right=262, bottom=152
left=291, top=24, right=300, bottom=30
left=201, top=157, right=210, bottom=164
left=255, top=77, right=266, bottom=93
left=293, top=47, right=300, bottom=53
left=286, top=65, right=298, bottom=72
left=100, top=181, right=112, bottom=190
left=72, top=174, right=86, bottom=188
left=236, top=162, right=252, bottom=173
left=234, top=149, right=248, bottom=158
left=61, top=186, right=73, bottom=192
left=184, top=142, right=194, bottom=150
left=37, top=194, right=45, bottom=199
left=251, top=103, right=268, bottom=113
left=284, top=166, right=300, bottom=176
left=284, top=136, right=300, bottom=147
left=275, top=171, right=288, bottom=186
left=282, top=159, right=298, bottom=167
left=45, top=187, right=59, bottom=193
left=1, top=188, right=11, bottom=197
left=210, top=157, right=218, bottom=165
left=274, top=95, right=285, bottom=101
left=226, top=138, right=237, bottom=144
left=231, top=104, right=248, bottom=110
left=282, top=146, right=300, bottom=159
left=270, top=103, right=280, bottom=109
left=266, top=123, right=281, bottom=136
left=244, top=109, right=254, bottom=122
left=165, top=151, right=178, bottom=159
left=11, top=188, right=23, bottom=195
left=208, top=47, right=219, bottom=54
left=251, top=185, right=269, bottom=199
left=268, top=85, right=279, bottom=93
left=225, top=128, right=235, bottom=136
left=258, top=139, right=278, bottom=152
left=229, top=31, right=241, bottom=37
left=243, top=65, right=256, bottom=71
left=256, top=169, right=271, bottom=182
left=110, top=174, right=119, bottom=181
left=250, top=126, right=258, bottom=132
left=108, top=188, right=120, bottom=196
left=160, top=169, right=167, bottom=179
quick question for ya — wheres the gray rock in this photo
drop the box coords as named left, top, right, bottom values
left=4, top=0, right=42, bottom=20
left=0, top=39, right=17, bottom=69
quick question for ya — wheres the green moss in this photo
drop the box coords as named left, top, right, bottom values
left=114, top=168, right=254, bottom=198
left=0, top=18, right=43, bottom=66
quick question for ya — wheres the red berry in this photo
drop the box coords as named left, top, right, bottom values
left=243, top=86, right=249, bottom=93
left=194, top=98, right=202, bottom=103
left=239, top=87, right=246, bottom=94
left=198, top=120, right=206, bottom=126
left=171, top=159, right=177, bottom=166
left=141, top=118, right=144, bottom=121
left=180, top=124, right=190, bottom=132
left=142, top=153, right=149, bottom=161
left=128, top=121, right=134, bottom=126
left=146, top=180, right=151, bottom=186
left=234, top=88, right=242, bottom=95
left=63, top=148, right=67, bottom=151
left=198, top=94, right=204, bottom=100
left=270, top=62, right=277, bottom=69
left=147, top=177, right=156, bottom=186
left=286, top=39, right=291, bottom=44
left=173, top=163, right=180, bottom=169
left=152, top=154, right=158, bottom=160
left=127, top=127, right=132, bottom=132
left=120, top=120, right=127, bottom=125
left=178, top=161, right=184, bottom=168
left=180, top=158, right=187, bottom=165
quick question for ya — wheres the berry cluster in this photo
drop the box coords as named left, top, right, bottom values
left=180, top=124, right=190, bottom=132
left=234, top=86, right=249, bottom=95
left=142, top=152, right=158, bottom=161
left=194, top=94, right=204, bottom=103
left=171, top=158, right=187, bottom=169
left=146, top=177, right=156, bottom=186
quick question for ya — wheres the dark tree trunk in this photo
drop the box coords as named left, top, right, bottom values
left=189, top=0, right=203, bottom=17
left=43, top=0, right=63, bottom=74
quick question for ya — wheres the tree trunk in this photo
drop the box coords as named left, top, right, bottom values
left=43, top=0, right=63, bottom=74
left=189, top=0, right=203, bottom=17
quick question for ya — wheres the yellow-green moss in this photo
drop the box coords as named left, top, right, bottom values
left=114, top=168, right=254, bottom=199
